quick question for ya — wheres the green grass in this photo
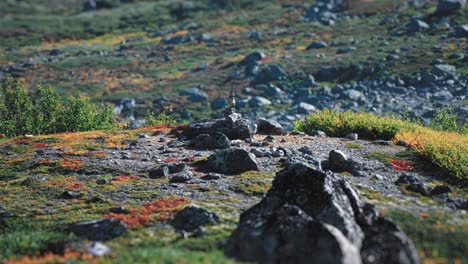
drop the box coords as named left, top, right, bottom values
left=295, top=109, right=468, bottom=182
left=386, top=209, right=467, bottom=263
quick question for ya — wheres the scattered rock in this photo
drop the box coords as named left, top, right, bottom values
left=169, top=170, right=193, bottom=183
left=190, top=132, right=231, bottom=149
left=252, top=65, right=288, bottom=85
left=407, top=19, right=430, bottom=32
left=86, top=242, right=111, bottom=257
left=306, top=41, right=328, bottom=49
left=58, top=191, right=83, bottom=199
left=68, top=219, right=127, bottom=241
left=346, top=133, right=358, bottom=140
left=148, top=166, right=169, bottom=179
left=208, top=148, right=259, bottom=174
left=182, top=87, right=208, bottom=102
left=328, top=150, right=349, bottom=172
left=257, top=118, right=283, bottom=135
left=171, top=206, right=219, bottom=231
left=431, top=185, right=451, bottom=195
left=435, top=0, right=466, bottom=16
left=225, top=163, right=420, bottom=264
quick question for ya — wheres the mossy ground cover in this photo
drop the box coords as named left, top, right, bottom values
left=1, top=0, right=466, bottom=121
left=385, top=209, right=467, bottom=263
left=295, top=109, right=468, bottom=183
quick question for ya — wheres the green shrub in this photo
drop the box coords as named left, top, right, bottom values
left=293, top=109, right=419, bottom=140
left=295, top=109, right=468, bottom=182
left=144, top=106, right=177, bottom=127
left=430, top=107, right=466, bottom=134
left=0, top=77, right=117, bottom=137
left=0, top=78, right=34, bottom=136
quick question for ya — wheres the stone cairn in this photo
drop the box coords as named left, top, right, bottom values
left=224, top=90, right=241, bottom=124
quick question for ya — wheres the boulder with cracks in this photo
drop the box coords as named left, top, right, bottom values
left=225, top=162, right=420, bottom=264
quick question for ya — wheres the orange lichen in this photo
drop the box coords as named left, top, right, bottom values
left=104, top=196, right=190, bottom=228
left=58, top=157, right=84, bottom=171
left=389, top=159, right=415, bottom=171
left=33, top=143, right=48, bottom=148
left=5, top=249, right=95, bottom=264
left=113, top=175, right=139, bottom=182
left=162, top=158, right=178, bottom=163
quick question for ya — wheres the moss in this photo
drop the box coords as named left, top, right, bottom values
left=346, top=143, right=364, bottom=149
left=386, top=209, right=468, bottom=263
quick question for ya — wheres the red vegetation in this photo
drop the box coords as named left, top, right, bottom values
left=113, top=175, right=139, bottom=182
left=37, top=159, right=55, bottom=165
left=64, top=182, right=82, bottom=190
left=104, top=196, right=190, bottom=228
left=33, top=143, right=48, bottom=149
left=162, top=157, right=178, bottom=163
left=58, top=157, right=84, bottom=170
left=5, top=249, right=95, bottom=264
left=12, top=138, right=32, bottom=144
left=389, top=159, right=415, bottom=171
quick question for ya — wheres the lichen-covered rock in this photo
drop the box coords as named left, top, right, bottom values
left=184, top=119, right=256, bottom=140
left=68, top=219, right=127, bottom=241
left=208, top=148, right=259, bottom=174
left=257, top=118, right=283, bottom=135
left=225, top=163, right=420, bottom=264
left=189, top=132, right=231, bottom=149
left=171, top=206, right=219, bottom=231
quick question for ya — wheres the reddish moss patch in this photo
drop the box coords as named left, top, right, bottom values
left=105, top=197, right=190, bottom=229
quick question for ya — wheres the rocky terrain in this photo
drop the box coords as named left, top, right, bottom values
left=0, top=0, right=466, bottom=127
left=0, top=0, right=467, bottom=263
left=0, top=108, right=467, bottom=263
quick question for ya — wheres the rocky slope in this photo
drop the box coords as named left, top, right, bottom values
left=0, top=111, right=466, bottom=263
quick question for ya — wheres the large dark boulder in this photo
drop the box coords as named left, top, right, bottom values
left=225, top=163, right=420, bottom=264
left=252, top=64, right=288, bottom=85
left=184, top=119, right=256, bottom=141
left=208, top=148, right=259, bottom=174
left=435, top=0, right=466, bottom=16
left=68, top=219, right=127, bottom=241
left=171, top=206, right=219, bottom=231
left=189, top=132, right=231, bottom=149
left=257, top=118, right=283, bottom=135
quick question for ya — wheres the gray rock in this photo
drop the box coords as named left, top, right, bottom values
left=58, top=191, right=83, bottom=199
left=252, top=65, right=288, bottom=85
left=208, top=148, right=259, bottom=174
left=257, top=118, right=283, bottom=135
left=249, top=96, right=272, bottom=107
left=148, top=166, right=170, bottom=179
left=69, top=219, right=127, bottom=241
left=190, top=132, right=231, bottom=149
left=342, top=89, right=365, bottom=101
left=451, top=24, right=468, bottom=38
left=240, top=51, right=266, bottom=65
left=435, top=0, right=466, bottom=16
left=169, top=170, right=193, bottom=183
left=407, top=19, right=430, bottom=32
left=226, top=163, right=420, bottom=264
left=181, top=87, right=208, bottom=102
left=171, top=206, right=219, bottom=231
left=337, top=46, right=356, bottom=54
left=328, top=150, right=349, bottom=172
left=184, top=119, right=256, bottom=141
left=86, top=242, right=111, bottom=257
left=432, top=64, right=456, bottom=77
left=202, top=173, right=222, bottom=180
left=307, top=41, right=328, bottom=49
left=346, top=133, right=358, bottom=140
left=211, top=97, right=228, bottom=110
left=297, top=102, right=317, bottom=114
left=431, top=185, right=451, bottom=195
